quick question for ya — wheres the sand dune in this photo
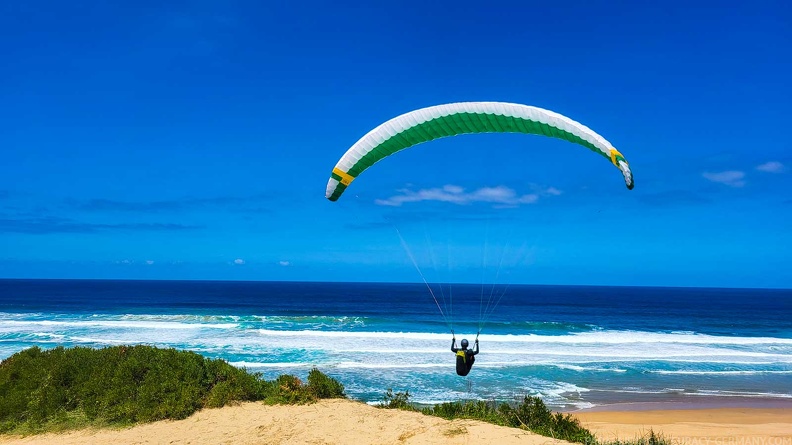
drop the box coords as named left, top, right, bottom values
left=1, top=399, right=790, bottom=445
left=0, top=399, right=568, bottom=445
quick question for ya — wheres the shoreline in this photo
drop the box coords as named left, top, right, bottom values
left=567, top=396, right=792, bottom=413
left=566, top=397, right=792, bottom=445
left=572, top=407, right=792, bottom=445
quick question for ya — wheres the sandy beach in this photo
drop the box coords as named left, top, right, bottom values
left=575, top=407, right=792, bottom=445
left=0, top=399, right=789, bottom=445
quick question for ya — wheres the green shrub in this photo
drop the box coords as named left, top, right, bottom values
left=424, top=399, right=506, bottom=426
left=500, top=396, right=596, bottom=443
left=605, top=430, right=671, bottom=445
left=307, top=367, right=345, bottom=399
left=0, top=345, right=345, bottom=435
left=380, top=390, right=655, bottom=445
left=264, top=374, right=317, bottom=405
left=377, top=388, right=417, bottom=411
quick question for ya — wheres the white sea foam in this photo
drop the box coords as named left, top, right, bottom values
left=651, top=370, right=792, bottom=375
left=335, top=362, right=449, bottom=369
left=552, top=364, right=628, bottom=373
left=689, top=390, right=792, bottom=399
left=0, top=319, right=238, bottom=330
left=5, top=315, right=791, bottom=367
left=228, top=361, right=315, bottom=369
left=3, top=311, right=791, bottom=408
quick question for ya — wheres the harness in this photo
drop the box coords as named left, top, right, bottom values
left=456, top=349, right=467, bottom=363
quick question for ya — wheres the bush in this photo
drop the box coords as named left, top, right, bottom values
left=606, top=430, right=670, bottom=445
left=265, top=374, right=317, bottom=405
left=500, top=396, right=596, bottom=443
left=379, top=390, right=607, bottom=445
left=307, top=367, right=345, bottom=399
left=0, top=346, right=345, bottom=435
left=424, top=399, right=506, bottom=426
left=378, top=389, right=416, bottom=411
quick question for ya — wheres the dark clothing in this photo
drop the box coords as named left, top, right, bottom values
left=451, top=338, right=479, bottom=376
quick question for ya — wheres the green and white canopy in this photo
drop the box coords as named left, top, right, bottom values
left=326, top=101, right=633, bottom=201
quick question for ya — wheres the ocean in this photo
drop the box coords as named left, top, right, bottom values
left=1, top=279, right=791, bottom=411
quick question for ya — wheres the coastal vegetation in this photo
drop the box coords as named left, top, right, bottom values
left=1, top=345, right=668, bottom=445
left=379, top=389, right=671, bottom=445
left=0, top=345, right=345, bottom=435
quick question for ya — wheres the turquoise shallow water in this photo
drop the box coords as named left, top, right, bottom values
left=1, top=279, right=791, bottom=410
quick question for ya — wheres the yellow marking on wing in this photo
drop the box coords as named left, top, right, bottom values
left=333, top=168, right=355, bottom=186
left=609, top=148, right=625, bottom=167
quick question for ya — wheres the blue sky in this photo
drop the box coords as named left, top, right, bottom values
left=1, top=0, right=790, bottom=288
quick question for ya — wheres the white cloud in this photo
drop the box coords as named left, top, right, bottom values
left=278, top=260, right=291, bottom=266
left=756, top=161, right=785, bottom=173
left=442, top=185, right=464, bottom=194
left=374, top=184, right=559, bottom=207
left=145, top=260, right=154, bottom=265
left=544, top=187, right=563, bottom=196
left=233, top=258, right=245, bottom=265
left=702, top=171, right=745, bottom=187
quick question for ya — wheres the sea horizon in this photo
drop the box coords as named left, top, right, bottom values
left=2, top=276, right=790, bottom=291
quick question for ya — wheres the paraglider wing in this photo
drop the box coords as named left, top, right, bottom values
left=325, top=101, right=634, bottom=202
